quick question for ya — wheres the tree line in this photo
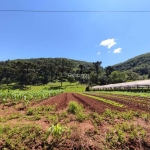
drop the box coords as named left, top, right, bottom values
left=0, top=56, right=149, bottom=88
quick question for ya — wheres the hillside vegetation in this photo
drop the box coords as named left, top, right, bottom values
left=0, top=53, right=150, bottom=88
left=113, top=52, right=150, bottom=75
left=0, top=58, right=93, bottom=88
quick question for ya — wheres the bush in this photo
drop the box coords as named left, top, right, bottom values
left=85, top=86, right=91, bottom=91
left=68, top=101, right=83, bottom=114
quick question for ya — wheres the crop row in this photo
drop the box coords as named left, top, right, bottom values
left=94, top=91, right=150, bottom=98
left=0, top=90, right=63, bottom=105
left=79, top=93, right=124, bottom=108
left=86, top=92, right=150, bottom=111
left=90, top=92, right=150, bottom=104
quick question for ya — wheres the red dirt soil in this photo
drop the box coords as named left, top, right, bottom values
left=1, top=93, right=150, bottom=150
left=37, top=93, right=124, bottom=113
left=86, top=93, right=150, bottom=112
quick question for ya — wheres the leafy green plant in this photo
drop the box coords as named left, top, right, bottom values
left=76, top=112, right=87, bottom=122
left=103, top=109, right=116, bottom=118
left=142, top=113, right=150, bottom=122
left=47, top=124, right=70, bottom=140
left=121, top=111, right=134, bottom=120
left=26, top=108, right=35, bottom=115
left=89, top=112, right=103, bottom=126
left=0, top=89, right=63, bottom=105
left=68, top=101, right=83, bottom=114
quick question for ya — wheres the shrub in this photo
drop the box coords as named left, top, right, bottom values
left=68, top=101, right=83, bottom=114
left=85, top=86, right=91, bottom=91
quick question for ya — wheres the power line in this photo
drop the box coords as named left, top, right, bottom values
left=0, top=10, right=150, bottom=13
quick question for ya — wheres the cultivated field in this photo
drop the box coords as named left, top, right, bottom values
left=0, top=91, right=150, bottom=149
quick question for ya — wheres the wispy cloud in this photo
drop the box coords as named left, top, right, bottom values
left=113, top=48, right=122, bottom=53
left=108, top=51, right=111, bottom=53
left=100, top=38, right=116, bottom=49
left=97, top=52, right=101, bottom=55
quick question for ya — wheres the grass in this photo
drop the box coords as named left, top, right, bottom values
left=31, top=82, right=86, bottom=92
left=0, top=82, right=86, bottom=93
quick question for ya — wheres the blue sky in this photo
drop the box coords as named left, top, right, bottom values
left=0, top=0, right=150, bottom=67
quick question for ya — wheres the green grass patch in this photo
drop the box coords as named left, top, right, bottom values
left=0, top=82, right=86, bottom=93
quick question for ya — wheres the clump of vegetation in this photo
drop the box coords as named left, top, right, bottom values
left=0, top=124, right=47, bottom=150
left=68, top=101, right=86, bottom=122
left=141, top=113, right=150, bottom=123
left=68, top=101, right=83, bottom=114
left=89, top=112, right=104, bottom=126
left=85, top=85, right=91, bottom=91
left=47, top=124, right=70, bottom=140
left=105, top=123, right=146, bottom=149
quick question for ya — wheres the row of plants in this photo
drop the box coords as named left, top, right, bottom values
left=87, top=92, right=150, bottom=111
left=0, top=89, right=63, bottom=106
left=88, top=92, right=150, bottom=105
left=93, top=88, right=150, bottom=93
left=93, top=91, right=150, bottom=98
left=80, top=93, right=124, bottom=108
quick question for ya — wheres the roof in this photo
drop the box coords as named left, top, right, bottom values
left=92, top=80, right=150, bottom=89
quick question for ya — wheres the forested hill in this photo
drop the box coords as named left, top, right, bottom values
left=0, top=57, right=93, bottom=71
left=113, top=52, right=150, bottom=75
left=0, top=57, right=93, bottom=86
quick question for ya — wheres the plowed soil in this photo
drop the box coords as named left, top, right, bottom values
left=37, top=93, right=124, bottom=113
left=85, top=93, right=150, bottom=112
left=1, top=93, right=150, bottom=150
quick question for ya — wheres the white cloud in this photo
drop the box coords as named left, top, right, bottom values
left=100, top=38, right=116, bottom=49
left=108, top=51, right=111, bottom=53
left=113, top=48, right=122, bottom=53
left=97, top=52, right=101, bottom=55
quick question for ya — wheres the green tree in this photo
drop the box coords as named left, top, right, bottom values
left=109, top=71, right=128, bottom=84
left=93, top=61, right=102, bottom=84
left=68, top=75, right=75, bottom=85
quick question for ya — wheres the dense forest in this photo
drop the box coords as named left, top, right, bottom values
left=0, top=58, right=94, bottom=87
left=0, top=52, right=150, bottom=87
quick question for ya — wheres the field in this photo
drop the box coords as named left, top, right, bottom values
left=0, top=89, right=150, bottom=149
left=0, top=82, right=86, bottom=93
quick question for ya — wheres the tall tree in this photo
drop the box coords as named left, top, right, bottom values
left=93, top=61, right=102, bottom=84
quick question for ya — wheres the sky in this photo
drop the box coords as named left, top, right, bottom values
left=0, top=0, right=150, bottom=67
